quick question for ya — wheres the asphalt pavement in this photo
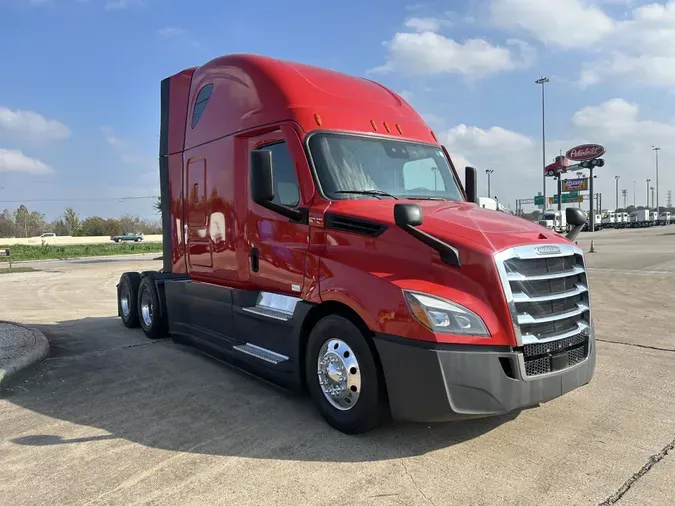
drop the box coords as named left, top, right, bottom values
left=0, top=227, right=674, bottom=505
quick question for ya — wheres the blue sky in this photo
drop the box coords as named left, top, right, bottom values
left=1, top=0, right=674, bottom=220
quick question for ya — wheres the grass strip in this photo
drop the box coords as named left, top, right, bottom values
left=0, top=243, right=163, bottom=262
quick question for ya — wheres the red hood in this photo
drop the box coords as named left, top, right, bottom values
left=325, top=200, right=566, bottom=253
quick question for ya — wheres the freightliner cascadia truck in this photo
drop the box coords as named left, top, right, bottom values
left=116, top=54, right=595, bottom=434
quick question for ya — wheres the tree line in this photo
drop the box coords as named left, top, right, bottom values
left=0, top=205, right=162, bottom=238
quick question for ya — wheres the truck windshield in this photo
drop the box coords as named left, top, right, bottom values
left=308, top=133, right=464, bottom=201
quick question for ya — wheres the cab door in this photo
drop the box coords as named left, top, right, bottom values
left=184, top=157, right=212, bottom=271
left=244, top=126, right=311, bottom=296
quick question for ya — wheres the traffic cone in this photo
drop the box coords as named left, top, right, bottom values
left=589, top=240, right=596, bottom=253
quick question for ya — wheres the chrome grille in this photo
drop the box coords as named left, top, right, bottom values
left=495, top=244, right=592, bottom=377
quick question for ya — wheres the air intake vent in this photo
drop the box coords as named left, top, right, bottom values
left=324, top=213, right=388, bottom=237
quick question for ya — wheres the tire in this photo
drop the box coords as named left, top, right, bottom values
left=137, top=275, right=167, bottom=339
left=305, top=315, right=387, bottom=434
left=118, top=272, right=142, bottom=328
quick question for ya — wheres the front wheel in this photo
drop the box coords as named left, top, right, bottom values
left=305, top=315, right=388, bottom=434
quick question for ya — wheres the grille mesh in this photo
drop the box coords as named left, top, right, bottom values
left=523, top=339, right=589, bottom=377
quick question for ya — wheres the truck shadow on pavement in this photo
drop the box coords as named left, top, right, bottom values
left=3, top=316, right=521, bottom=462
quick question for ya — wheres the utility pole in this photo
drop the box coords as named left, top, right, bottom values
left=646, top=178, right=651, bottom=208
left=536, top=77, right=549, bottom=213
left=486, top=169, right=494, bottom=198
left=633, top=180, right=636, bottom=207
left=622, top=189, right=627, bottom=209
left=615, top=175, right=620, bottom=210
left=668, top=190, right=673, bottom=208
left=651, top=186, right=655, bottom=210
left=652, top=146, right=660, bottom=212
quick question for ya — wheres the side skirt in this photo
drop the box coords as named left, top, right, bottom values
left=159, top=275, right=312, bottom=392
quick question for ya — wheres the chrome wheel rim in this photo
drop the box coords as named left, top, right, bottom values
left=317, top=338, right=361, bottom=411
left=140, top=289, right=153, bottom=327
left=120, top=285, right=130, bottom=317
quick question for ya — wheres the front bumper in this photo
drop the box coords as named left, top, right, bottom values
left=373, top=331, right=596, bottom=423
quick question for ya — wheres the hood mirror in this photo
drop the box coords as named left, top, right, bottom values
left=565, top=207, right=586, bottom=242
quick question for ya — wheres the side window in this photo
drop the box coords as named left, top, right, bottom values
left=403, top=157, right=445, bottom=192
left=261, top=142, right=300, bottom=207
left=191, top=84, right=214, bottom=129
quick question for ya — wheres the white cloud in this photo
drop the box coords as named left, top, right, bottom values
left=397, top=90, right=414, bottom=102
left=404, top=17, right=449, bottom=32
left=573, top=97, right=675, bottom=139
left=371, top=31, right=535, bottom=77
left=105, top=0, right=144, bottom=11
left=445, top=124, right=535, bottom=152
left=490, top=0, right=615, bottom=49
left=157, top=26, right=186, bottom=37
left=437, top=98, right=675, bottom=208
left=0, top=149, right=53, bottom=174
left=100, top=126, right=126, bottom=148
left=490, top=0, right=675, bottom=87
left=0, top=107, right=71, bottom=142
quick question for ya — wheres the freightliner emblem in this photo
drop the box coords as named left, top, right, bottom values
left=535, top=245, right=561, bottom=255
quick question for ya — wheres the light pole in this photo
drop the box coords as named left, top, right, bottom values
left=486, top=169, right=494, bottom=198
left=536, top=77, right=549, bottom=212
left=651, top=186, right=655, bottom=210
left=622, top=189, right=627, bottom=209
left=646, top=178, right=651, bottom=208
left=633, top=180, right=636, bottom=207
left=615, top=175, right=620, bottom=210
left=652, top=146, right=660, bottom=212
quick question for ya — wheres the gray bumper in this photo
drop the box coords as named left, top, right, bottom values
left=373, top=332, right=596, bottom=423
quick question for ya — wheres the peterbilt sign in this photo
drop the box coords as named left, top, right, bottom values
left=566, top=144, right=605, bottom=162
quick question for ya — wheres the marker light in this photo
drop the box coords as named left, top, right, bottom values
left=314, top=114, right=322, bottom=126
left=370, top=120, right=378, bottom=131
left=403, top=291, right=490, bottom=337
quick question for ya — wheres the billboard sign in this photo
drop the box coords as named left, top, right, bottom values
left=562, top=178, right=588, bottom=191
left=534, top=192, right=582, bottom=205
left=566, top=144, right=605, bottom=162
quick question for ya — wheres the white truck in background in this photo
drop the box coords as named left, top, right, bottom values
left=602, top=211, right=616, bottom=228
left=614, top=212, right=629, bottom=229
left=659, top=212, right=672, bottom=225
left=477, top=197, right=509, bottom=213
left=584, top=213, right=603, bottom=231
left=538, top=209, right=568, bottom=233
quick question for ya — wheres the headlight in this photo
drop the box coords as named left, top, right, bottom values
left=403, top=291, right=490, bottom=337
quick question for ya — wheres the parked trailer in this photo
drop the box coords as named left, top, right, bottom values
left=115, top=54, right=596, bottom=434
left=629, top=209, right=654, bottom=228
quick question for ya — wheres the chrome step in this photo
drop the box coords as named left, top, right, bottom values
left=241, top=292, right=301, bottom=321
left=241, top=306, right=293, bottom=321
left=233, top=343, right=289, bottom=364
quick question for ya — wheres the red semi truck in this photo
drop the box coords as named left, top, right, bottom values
left=116, top=54, right=595, bottom=434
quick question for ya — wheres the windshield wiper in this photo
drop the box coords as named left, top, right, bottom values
left=335, top=190, right=399, bottom=200
left=407, top=196, right=448, bottom=201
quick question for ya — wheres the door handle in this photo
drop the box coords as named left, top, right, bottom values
left=250, top=247, right=259, bottom=272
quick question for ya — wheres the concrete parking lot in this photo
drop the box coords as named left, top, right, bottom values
left=1, top=228, right=674, bottom=506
